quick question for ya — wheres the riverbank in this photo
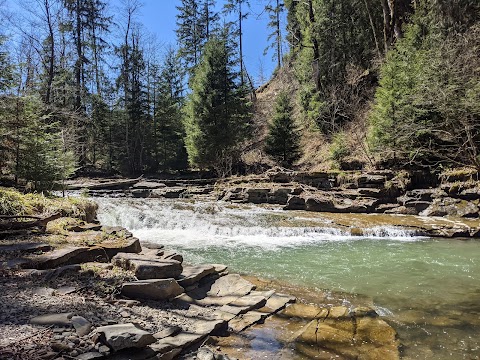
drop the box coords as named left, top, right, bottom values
left=0, top=190, right=401, bottom=360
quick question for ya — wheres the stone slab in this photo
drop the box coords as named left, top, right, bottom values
left=178, top=264, right=216, bottom=287
left=96, top=323, right=156, bottom=351
left=122, top=279, right=184, bottom=300
left=206, top=274, right=255, bottom=297
left=30, top=312, right=73, bottom=326
left=229, top=311, right=268, bottom=333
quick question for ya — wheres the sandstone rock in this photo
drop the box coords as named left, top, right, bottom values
left=158, top=250, right=183, bottom=263
left=133, top=181, right=166, bottom=189
left=72, top=316, right=92, bottom=336
left=101, top=238, right=142, bottom=258
left=246, top=188, right=270, bottom=204
left=228, top=311, right=268, bottom=333
left=258, top=293, right=296, bottom=314
left=76, top=352, right=103, bottom=360
left=280, top=303, right=328, bottom=320
left=31, top=247, right=89, bottom=269
left=284, top=195, right=306, bottom=210
left=131, top=189, right=151, bottom=198
left=295, top=311, right=400, bottom=360
left=33, top=287, right=55, bottom=296
left=112, top=253, right=182, bottom=280
left=154, top=326, right=181, bottom=340
left=121, top=279, right=184, bottom=300
left=0, top=242, right=52, bottom=253
left=31, top=312, right=73, bottom=326
left=177, top=264, right=216, bottom=287
left=152, top=332, right=206, bottom=355
left=420, top=198, right=479, bottom=218
left=67, top=224, right=102, bottom=232
left=206, top=274, right=255, bottom=297
left=220, top=294, right=267, bottom=315
left=96, top=323, right=156, bottom=351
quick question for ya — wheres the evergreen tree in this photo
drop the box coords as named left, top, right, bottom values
left=265, top=92, right=301, bottom=167
left=223, top=0, right=250, bottom=86
left=150, top=47, right=188, bottom=172
left=264, top=0, right=284, bottom=69
left=183, top=32, right=251, bottom=175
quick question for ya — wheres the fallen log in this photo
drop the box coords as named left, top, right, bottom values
left=0, top=213, right=62, bottom=232
left=66, top=176, right=143, bottom=190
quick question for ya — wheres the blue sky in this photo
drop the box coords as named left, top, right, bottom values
left=129, top=0, right=287, bottom=85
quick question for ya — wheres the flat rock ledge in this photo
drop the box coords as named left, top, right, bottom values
left=1, top=226, right=400, bottom=360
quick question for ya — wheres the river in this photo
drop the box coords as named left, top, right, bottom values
left=96, top=197, right=480, bottom=359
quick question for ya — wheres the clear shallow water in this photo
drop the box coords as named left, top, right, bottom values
left=96, top=198, right=480, bottom=359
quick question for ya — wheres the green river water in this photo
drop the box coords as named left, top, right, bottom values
left=97, top=198, right=480, bottom=359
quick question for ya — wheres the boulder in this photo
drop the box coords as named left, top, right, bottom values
left=121, top=279, right=184, bottom=300
left=95, top=323, right=156, bottom=351
left=112, top=253, right=182, bottom=280
left=420, top=198, right=479, bottom=218
left=284, top=196, right=306, bottom=210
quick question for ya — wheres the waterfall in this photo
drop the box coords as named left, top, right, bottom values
left=96, top=198, right=420, bottom=250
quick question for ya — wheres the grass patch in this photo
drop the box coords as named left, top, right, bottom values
left=0, top=187, right=97, bottom=221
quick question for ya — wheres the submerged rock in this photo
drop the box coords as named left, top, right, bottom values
left=294, top=306, right=399, bottom=360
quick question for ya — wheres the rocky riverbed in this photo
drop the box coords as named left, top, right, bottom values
left=0, top=217, right=401, bottom=360
left=66, top=168, right=480, bottom=238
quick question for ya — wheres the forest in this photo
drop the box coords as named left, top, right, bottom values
left=0, top=0, right=479, bottom=190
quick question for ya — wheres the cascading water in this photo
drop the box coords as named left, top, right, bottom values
left=96, top=197, right=480, bottom=359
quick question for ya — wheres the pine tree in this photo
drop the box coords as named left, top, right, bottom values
left=183, top=31, right=251, bottom=175
left=151, top=47, right=187, bottom=172
left=264, top=0, right=284, bottom=69
left=265, top=92, right=301, bottom=167
left=223, top=0, right=250, bottom=86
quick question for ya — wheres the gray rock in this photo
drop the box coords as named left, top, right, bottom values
left=31, top=247, right=89, bottom=269
left=153, top=326, right=181, bottom=340
left=72, top=316, right=92, bottom=336
left=122, top=279, right=184, bottom=300
left=95, top=323, right=156, bottom=351
left=112, top=253, right=182, bottom=280
left=30, top=312, right=73, bottom=326
left=229, top=311, right=268, bottom=333
left=196, top=347, right=215, bottom=360
left=258, top=293, right=296, bottom=314
left=207, top=274, right=255, bottom=297
left=177, top=264, right=216, bottom=287
left=33, top=287, right=55, bottom=296
left=56, top=286, right=77, bottom=295
left=284, top=195, right=306, bottom=210
left=76, top=352, right=103, bottom=360
left=0, top=242, right=52, bottom=253
left=158, top=250, right=183, bottom=263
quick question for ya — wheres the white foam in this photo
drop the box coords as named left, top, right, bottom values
left=96, top=198, right=421, bottom=250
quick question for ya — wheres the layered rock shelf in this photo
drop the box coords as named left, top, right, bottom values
left=66, top=168, right=480, bottom=238
left=0, top=221, right=400, bottom=359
